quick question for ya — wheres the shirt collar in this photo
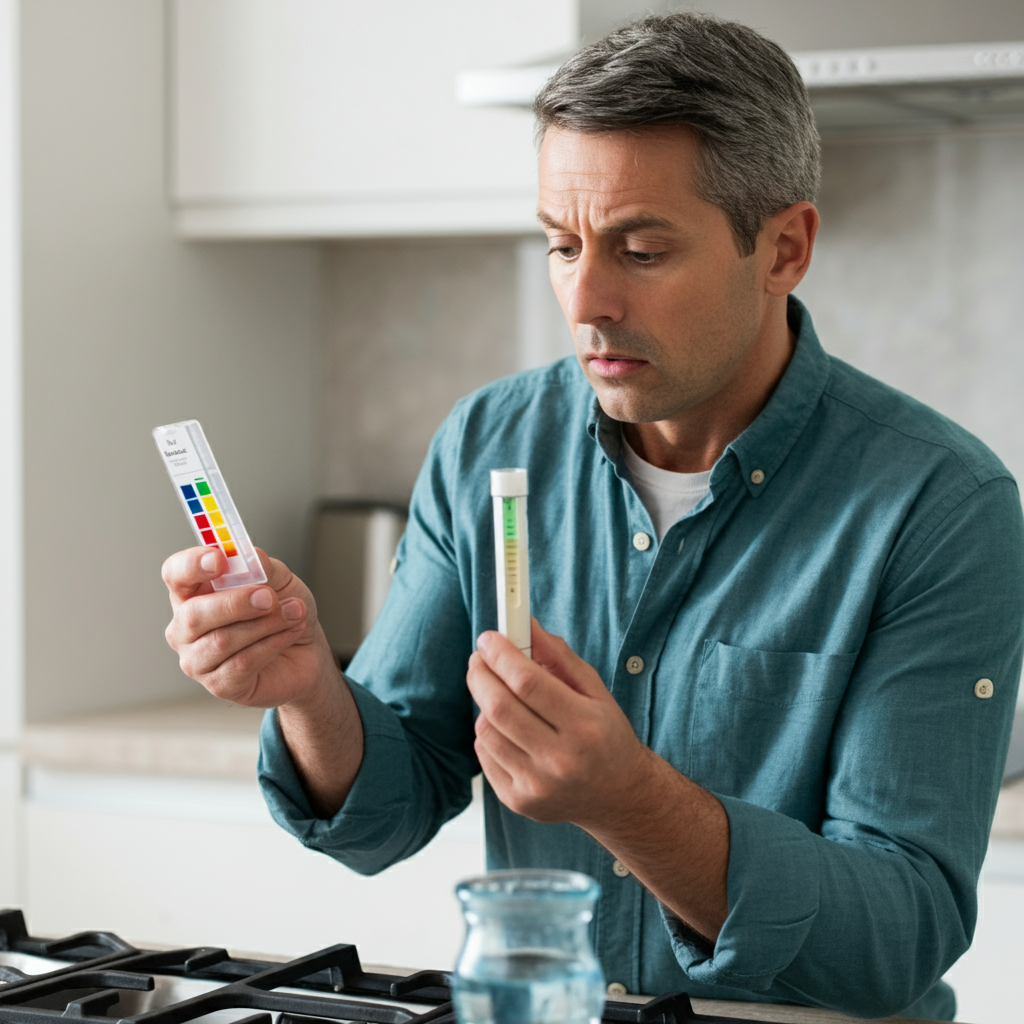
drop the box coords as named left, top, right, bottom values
left=585, top=296, right=830, bottom=497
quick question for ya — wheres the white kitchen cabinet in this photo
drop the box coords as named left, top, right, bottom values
left=24, top=766, right=484, bottom=968
left=172, top=0, right=577, bottom=238
left=18, top=697, right=485, bottom=967
left=0, top=752, right=18, bottom=907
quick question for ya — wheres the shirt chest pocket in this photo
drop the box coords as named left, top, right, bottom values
left=687, top=640, right=857, bottom=821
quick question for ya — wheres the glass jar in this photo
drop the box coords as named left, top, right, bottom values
left=452, top=870, right=605, bottom=1024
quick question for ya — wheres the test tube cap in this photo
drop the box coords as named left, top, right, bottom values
left=490, top=468, right=528, bottom=497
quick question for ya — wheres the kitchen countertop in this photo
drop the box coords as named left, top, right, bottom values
left=690, top=1000, right=936, bottom=1023
left=19, top=695, right=1024, bottom=842
left=19, top=693, right=263, bottom=779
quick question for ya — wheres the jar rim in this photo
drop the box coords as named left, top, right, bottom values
left=456, top=869, right=600, bottom=908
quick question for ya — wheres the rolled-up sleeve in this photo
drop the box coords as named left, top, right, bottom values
left=257, top=402, right=480, bottom=874
left=662, top=476, right=1024, bottom=1018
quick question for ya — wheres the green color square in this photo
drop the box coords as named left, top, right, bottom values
left=195, top=480, right=211, bottom=496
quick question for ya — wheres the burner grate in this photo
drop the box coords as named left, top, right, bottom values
left=0, top=910, right=782, bottom=1024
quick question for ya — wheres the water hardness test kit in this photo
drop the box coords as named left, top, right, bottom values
left=491, top=468, right=531, bottom=658
left=153, top=419, right=267, bottom=590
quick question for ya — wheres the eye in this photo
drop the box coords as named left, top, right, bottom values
left=547, top=245, right=580, bottom=262
left=626, top=250, right=661, bottom=264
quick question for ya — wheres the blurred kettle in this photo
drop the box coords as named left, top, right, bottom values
left=307, top=500, right=407, bottom=664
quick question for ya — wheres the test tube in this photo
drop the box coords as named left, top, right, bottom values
left=491, top=468, right=531, bottom=658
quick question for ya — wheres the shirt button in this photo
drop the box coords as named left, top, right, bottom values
left=607, top=982, right=628, bottom=997
left=632, top=531, right=651, bottom=551
left=612, top=859, right=630, bottom=878
left=626, top=655, right=644, bottom=675
left=975, top=678, right=994, bottom=699
left=750, top=469, right=765, bottom=485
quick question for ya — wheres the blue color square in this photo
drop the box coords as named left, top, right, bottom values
left=181, top=484, right=197, bottom=500
left=187, top=498, right=203, bottom=514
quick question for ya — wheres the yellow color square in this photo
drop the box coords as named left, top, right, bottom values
left=210, top=510, right=225, bottom=527
left=216, top=527, right=231, bottom=543
left=202, top=495, right=218, bottom=513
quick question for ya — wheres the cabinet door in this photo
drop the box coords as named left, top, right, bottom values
left=172, top=0, right=577, bottom=237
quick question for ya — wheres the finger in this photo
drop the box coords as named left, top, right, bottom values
left=467, top=651, right=558, bottom=742
left=179, top=601, right=307, bottom=678
left=162, top=546, right=228, bottom=606
left=475, top=631, right=587, bottom=724
left=197, top=626, right=311, bottom=704
left=256, top=548, right=296, bottom=593
left=169, top=583, right=305, bottom=648
left=474, top=741, right=516, bottom=801
left=474, top=713, right=531, bottom=781
left=529, top=619, right=608, bottom=698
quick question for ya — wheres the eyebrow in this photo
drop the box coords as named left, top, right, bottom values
left=536, top=210, right=676, bottom=234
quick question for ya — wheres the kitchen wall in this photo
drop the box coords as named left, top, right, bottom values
left=799, top=128, right=1024, bottom=503
left=321, top=238, right=572, bottom=502
left=21, top=0, right=325, bottom=722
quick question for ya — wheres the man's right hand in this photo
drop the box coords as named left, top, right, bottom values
left=162, top=545, right=333, bottom=709
left=162, top=546, right=364, bottom=816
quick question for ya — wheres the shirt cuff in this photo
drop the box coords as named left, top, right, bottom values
left=660, top=795, right=820, bottom=991
left=257, top=678, right=420, bottom=873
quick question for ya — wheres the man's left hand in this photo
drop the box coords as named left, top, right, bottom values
left=466, top=618, right=731, bottom=944
left=467, top=619, right=653, bottom=831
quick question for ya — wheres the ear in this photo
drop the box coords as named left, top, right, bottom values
left=763, top=201, right=819, bottom=296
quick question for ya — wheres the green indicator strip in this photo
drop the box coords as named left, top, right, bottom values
left=502, top=497, right=518, bottom=540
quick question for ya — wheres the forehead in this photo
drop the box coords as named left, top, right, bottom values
left=537, top=125, right=704, bottom=224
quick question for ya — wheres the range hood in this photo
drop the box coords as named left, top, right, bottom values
left=457, top=40, right=1024, bottom=133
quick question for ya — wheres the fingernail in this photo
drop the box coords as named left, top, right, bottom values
left=281, top=599, right=303, bottom=621
left=477, top=631, right=495, bottom=652
left=250, top=589, right=274, bottom=611
left=200, top=552, right=219, bottom=572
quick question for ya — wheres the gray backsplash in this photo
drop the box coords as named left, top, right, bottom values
left=321, top=127, right=1024, bottom=507
left=799, top=127, right=1024, bottom=487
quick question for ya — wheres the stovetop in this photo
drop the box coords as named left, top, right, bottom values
left=0, top=909, right=783, bottom=1024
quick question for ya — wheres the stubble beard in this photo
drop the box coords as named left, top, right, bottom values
left=576, top=322, right=708, bottom=425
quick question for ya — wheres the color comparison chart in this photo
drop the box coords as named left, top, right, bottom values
left=153, top=419, right=268, bottom=590
left=180, top=477, right=239, bottom=560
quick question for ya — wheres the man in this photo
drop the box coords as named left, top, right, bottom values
left=162, top=12, right=1023, bottom=1022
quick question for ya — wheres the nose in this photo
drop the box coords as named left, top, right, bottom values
left=564, top=251, right=626, bottom=327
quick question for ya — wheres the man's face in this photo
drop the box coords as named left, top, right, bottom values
left=537, top=126, right=776, bottom=426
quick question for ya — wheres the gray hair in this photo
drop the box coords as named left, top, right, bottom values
left=533, top=12, right=820, bottom=257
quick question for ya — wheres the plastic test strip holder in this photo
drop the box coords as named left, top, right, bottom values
left=153, top=419, right=267, bottom=590
left=491, top=468, right=531, bottom=658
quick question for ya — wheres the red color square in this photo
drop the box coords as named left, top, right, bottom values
left=201, top=529, right=216, bottom=544
left=194, top=514, right=210, bottom=530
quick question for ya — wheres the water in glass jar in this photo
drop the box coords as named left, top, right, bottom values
left=453, top=951, right=604, bottom=1024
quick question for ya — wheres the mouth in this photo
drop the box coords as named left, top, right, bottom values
left=586, top=354, right=650, bottom=379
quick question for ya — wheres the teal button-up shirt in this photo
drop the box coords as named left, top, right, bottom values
left=259, top=298, right=1024, bottom=1021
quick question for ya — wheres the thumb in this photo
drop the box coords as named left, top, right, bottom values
left=530, top=618, right=607, bottom=698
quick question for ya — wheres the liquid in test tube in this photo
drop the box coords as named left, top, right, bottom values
left=491, top=468, right=531, bottom=658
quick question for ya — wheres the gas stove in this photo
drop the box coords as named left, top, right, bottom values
left=0, top=909, right=784, bottom=1024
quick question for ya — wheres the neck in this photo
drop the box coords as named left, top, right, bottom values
left=623, top=302, right=796, bottom=473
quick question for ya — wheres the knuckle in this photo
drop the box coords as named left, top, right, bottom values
left=508, top=665, right=538, bottom=701
left=179, top=600, right=202, bottom=635
left=206, top=628, right=231, bottom=656
left=204, top=675, right=235, bottom=702
left=178, top=651, right=199, bottom=680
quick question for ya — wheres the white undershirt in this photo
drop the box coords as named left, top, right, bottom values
left=621, top=431, right=712, bottom=542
